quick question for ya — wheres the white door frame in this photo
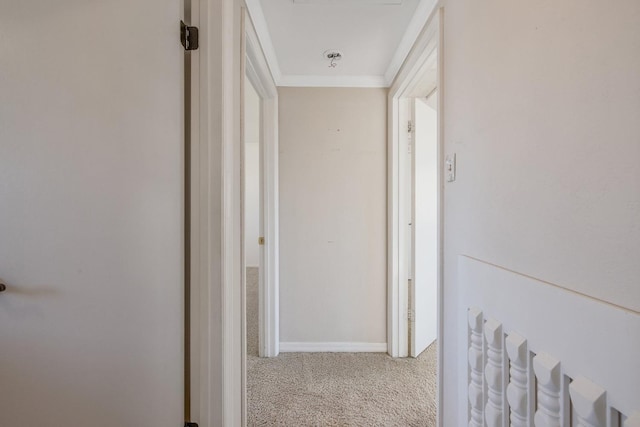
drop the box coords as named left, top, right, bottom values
left=387, top=5, right=444, bottom=426
left=187, top=0, right=244, bottom=425
left=243, top=10, right=280, bottom=358
left=188, top=2, right=278, bottom=425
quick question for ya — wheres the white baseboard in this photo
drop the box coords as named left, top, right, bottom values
left=279, top=342, right=388, bottom=353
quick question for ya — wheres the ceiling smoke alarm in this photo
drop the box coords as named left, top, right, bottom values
left=323, top=50, right=343, bottom=68
left=323, top=50, right=343, bottom=61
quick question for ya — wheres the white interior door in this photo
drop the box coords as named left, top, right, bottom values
left=0, top=1, right=184, bottom=425
left=410, top=95, right=439, bottom=358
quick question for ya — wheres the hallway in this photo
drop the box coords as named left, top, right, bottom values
left=246, top=268, right=437, bottom=426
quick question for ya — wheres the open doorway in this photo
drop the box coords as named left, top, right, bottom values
left=388, top=7, right=443, bottom=424
left=389, top=6, right=442, bottom=356
left=188, top=1, right=445, bottom=425
left=242, top=10, right=280, bottom=363
left=243, top=9, right=443, bottom=427
left=242, top=14, right=281, bottom=423
left=239, top=3, right=443, bottom=426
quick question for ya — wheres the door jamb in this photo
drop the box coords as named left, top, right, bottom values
left=190, top=2, right=278, bottom=425
left=187, top=0, right=244, bottom=425
left=244, top=9, right=280, bottom=359
left=387, top=6, right=444, bottom=427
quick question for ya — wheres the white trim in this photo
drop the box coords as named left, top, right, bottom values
left=280, top=342, right=388, bottom=353
left=244, top=0, right=282, bottom=84
left=245, top=17, right=278, bottom=98
left=395, top=97, right=412, bottom=358
left=387, top=6, right=443, bottom=427
left=387, top=93, right=400, bottom=358
left=185, top=0, right=209, bottom=424
left=435, top=11, right=444, bottom=427
left=188, top=0, right=244, bottom=425
left=221, top=0, right=244, bottom=424
left=383, top=0, right=438, bottom=85
left=278, top=74, right=388, bottom=88
left=260, top=95, right=280, bottom=359
left=240, top=12, right=249, bottom=427
left=244, top=11, right=280, bottom=359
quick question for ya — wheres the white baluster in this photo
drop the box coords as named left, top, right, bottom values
left=484, top=319, right=504, bottom=427
left=468, top=307, right=484, bottom=427
left=569, top=376, right=606, bottom=427
left=625, top=412, right=640, bottom=427
left=533, top=353, right=562, bottom=427
left=506, top=333, right=529, bottom=427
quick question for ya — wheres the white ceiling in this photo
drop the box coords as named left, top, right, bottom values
left=246, top=0, right=437, bottom=87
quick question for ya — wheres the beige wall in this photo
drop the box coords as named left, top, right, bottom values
left=279, top=87, right=387, bottom=344
left=439, top=0, right=640, bottom=423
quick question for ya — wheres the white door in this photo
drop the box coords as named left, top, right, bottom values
left=410, top=95, right=439, bottom=357
left=0, top=1, right=184, bottom=426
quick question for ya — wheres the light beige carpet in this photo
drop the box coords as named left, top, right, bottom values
left=246, top=267, right=438, bottom=426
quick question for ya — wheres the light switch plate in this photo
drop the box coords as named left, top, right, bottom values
left=445, top=153, right=456, bottom=182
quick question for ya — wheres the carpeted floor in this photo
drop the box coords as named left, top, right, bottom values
left=246, top=267, right=438, bottom=426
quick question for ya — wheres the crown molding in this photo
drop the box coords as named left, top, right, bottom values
left=383, top=0, right=438, bottom=85
left=278, top=74, right=388, bottom=88
left=244, top=0, right=282, bottom=83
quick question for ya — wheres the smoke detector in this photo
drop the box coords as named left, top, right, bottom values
left=323, top=50, right=343, bottom=68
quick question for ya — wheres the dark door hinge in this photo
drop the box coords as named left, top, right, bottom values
left=180, top=21, right=199, bottom=51
left=184, top=423, right=199, bottom=427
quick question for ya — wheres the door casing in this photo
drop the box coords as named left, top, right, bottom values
left=387, top=6, right=444, bottom=427
left=243, top=10, right=280, bottom=359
